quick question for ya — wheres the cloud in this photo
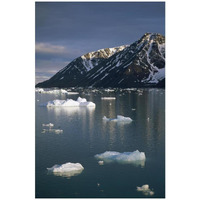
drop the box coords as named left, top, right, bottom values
left=35, top=75, right=50, bottom=83
left=35, top=42, right=68, bottom=55
left=35, top=60, right=70, bottom=84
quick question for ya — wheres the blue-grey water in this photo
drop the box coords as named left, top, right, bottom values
left=35, top=88, right=165, bottom=198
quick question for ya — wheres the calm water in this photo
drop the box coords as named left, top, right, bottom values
left=35, top=88, right=165, bottom=198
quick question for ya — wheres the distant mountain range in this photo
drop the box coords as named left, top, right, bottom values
left=36, top=33, right=165, bottom=88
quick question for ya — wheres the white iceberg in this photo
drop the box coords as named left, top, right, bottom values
left=47, top=162, right=84, bottom=178
left=42, top=123, right=54, bottom=127
left=41, top=97, right=95, bottom=107
left=137, top=184, right=154, bottom=196
left=103, top=115, right=132, bottom=122
left=95, top=150, right=146, bottom=166
left=60, top=89, right=68, bottom=94
left=101, top=97, right=116, bottom=100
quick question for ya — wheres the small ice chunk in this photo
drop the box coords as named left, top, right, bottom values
left=60, top=89, right=68, bottom=94
left=101, top=97, right=116, bottom=100
left=47, top=162, right=84, bottom=178
left=41, top=128, right=63, bottom=134
left=98, top=161, right=104, bottom=165
left=103, top=115, right=132, bottom=122
left=67, top=92, right=79, bottom=95
left=104, top=89, right=115, bottom=92
left=41, top=129, right=48, bottom=134
left=54, top=129, right=63, bottom=134
left=95, top=150, right=145, bottom=167
left=42, top=123, right=54, bottom=127
left=137, top=184, right=149, bottom=191
left=137, top=184, right=154, bottom=196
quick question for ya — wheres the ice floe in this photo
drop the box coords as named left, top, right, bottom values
left=41, top=89, right=67, bottom=94
left=67, top=91, right=79, bottom=95
left=101, top=97, right=116, bottom=100
left=136, top=184, right=154, bottom=196
left=95, top=150, right=146, bottom=166
left=41, top=97, right=95, bottom=107
left=41, top=128, right=63, bottom=134
left=104, top=89, right=115, bottom=92
left=35, top=88, right=70, bottom=94
left=103, top=115, right=132, bottom=122
left=47, top=162, right=84, bottom=178
left=98, top=161, right=104, bottom=165
left=42, top=123, right=54, bottom=127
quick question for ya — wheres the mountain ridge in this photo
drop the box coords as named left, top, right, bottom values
left=36, top=33, right=165, bottom=88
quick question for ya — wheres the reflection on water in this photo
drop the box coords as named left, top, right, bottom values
left=47, top=106, right=95, bottom=116
left=134, top=89, right=165, bottom=151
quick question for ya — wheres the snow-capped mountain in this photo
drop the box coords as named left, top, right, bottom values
left=36, top=45, right=127, bottom=88
left=36, top=33, right=165, bottom=88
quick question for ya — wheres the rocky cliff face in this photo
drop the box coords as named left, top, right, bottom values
left=36, top=33, right=165, bottom=88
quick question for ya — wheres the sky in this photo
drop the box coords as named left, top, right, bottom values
left=35, top=2, right=165, bottom=84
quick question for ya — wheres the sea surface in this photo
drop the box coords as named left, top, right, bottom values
left=35, top=88, right=165, bottom=198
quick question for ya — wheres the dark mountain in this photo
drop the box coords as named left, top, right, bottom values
left=36, top=33, right=165, bottom=88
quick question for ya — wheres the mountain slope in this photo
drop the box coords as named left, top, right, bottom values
left=36, top=45, right=127, bottom=88
left=36, top=33, right=165, bottom=88
left=78, top=33, right=165, bottom=88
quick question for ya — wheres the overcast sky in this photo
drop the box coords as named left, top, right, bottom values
left=35, top=2, right=165, bottom=84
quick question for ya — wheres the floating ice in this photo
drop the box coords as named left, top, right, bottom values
left=35, top=88, right=44, bottom=93
left=103, top=115, right=132, bottom=122
left=104, top=89, right=115, bottom=92
left=123, top=88, right=137, bottom=91
left=54, top=129, right=63, bottom=134
left=101, top=97, right=116, bottom=100
left=137, top=184, right=154, bottom=196
left=95, top=150, right=146, bottom=166
left=47, top=162, right=84, bottom=178
left=67, top=91, right=79, bottom=95
left=41, top=128, right=63, bottom=134
left=60, top=89, right=68, bottom=94
left=42, top=123, right=54, bottom=127
left=36, top=88, right=68, bottom=94
left=41, top=97, right=95, bottom=107
left=98, top=161, right=104, bottom=165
